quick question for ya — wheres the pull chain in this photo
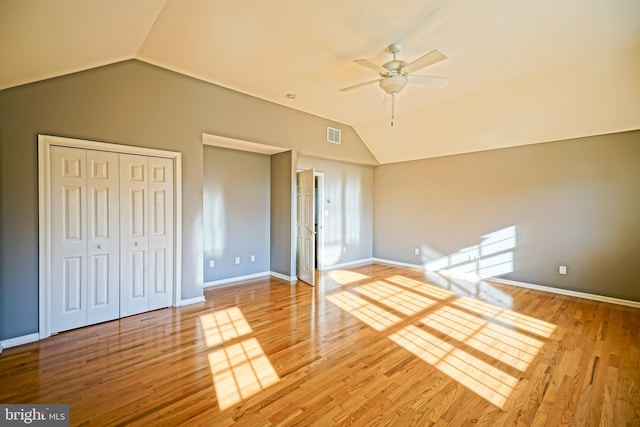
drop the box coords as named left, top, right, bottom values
left=391, top=47, right=397, bottom=126
left=391, top=93, right=395, bottom=126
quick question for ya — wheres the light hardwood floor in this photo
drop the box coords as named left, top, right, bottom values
left=1, top=263, right=639, bottom=426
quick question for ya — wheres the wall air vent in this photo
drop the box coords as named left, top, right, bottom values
left=327, top=127, right=341, bottom=144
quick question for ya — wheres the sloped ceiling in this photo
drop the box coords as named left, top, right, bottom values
left=1, top=0, right=639, bottom=164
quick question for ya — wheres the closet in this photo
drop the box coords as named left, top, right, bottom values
left=48, top=145, right=174, bottom=334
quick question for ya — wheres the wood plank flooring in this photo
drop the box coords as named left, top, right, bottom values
left=1, top=263, right=639, bottom=426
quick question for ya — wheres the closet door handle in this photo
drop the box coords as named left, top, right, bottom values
left=97, top=244, right=103, bottom=249
left=134, top=241, right=139, bottom=246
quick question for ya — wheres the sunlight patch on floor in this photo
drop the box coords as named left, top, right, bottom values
left=199, top=308, right=279, bottom=410
left=199, top=307, right=252, bottom=347
left=385, top=275, right=456, bottom=300
left=421, top=306, right=543, bottom=371
left=452, top=297, right=556, bottom=337
left=326, top=276, right=556, bottom=409
left=208, top=338, right=280, bottom=410
left=326, top=291, right=401, bottom=331
left=390, top=325, right=517, bottom=409
left=356, top=281, right=438, bottom=316
left=328, top=269, right=370, bottom=285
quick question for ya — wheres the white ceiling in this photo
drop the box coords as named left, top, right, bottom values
left=2, top=0, right=639, bottom=163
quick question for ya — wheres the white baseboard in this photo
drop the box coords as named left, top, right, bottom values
left=1, top=333, right=40, bottom=350
left=490, top=278, right=640, bottom=309
left=179, top=296, right=206, bottom=306
left=321, top=258, right=375, bottom=271
left=372, top=257, right=423, bottom=269
left=204, top=271, right=272, bottom=288
left=270, top=271, right=297, bottom=282
left=372, top=257, right=640, bottom=308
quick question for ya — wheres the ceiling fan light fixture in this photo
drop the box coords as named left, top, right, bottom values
left=379, top=75, right=408, bottom=94
left=340, top=42, right=450, bottom=126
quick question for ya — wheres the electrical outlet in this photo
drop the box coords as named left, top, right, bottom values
left=250, top=255, right=255, bottom=262
left=209, top=260, right=215, bottom=268
left=414, top=248, right=420, bottom=255
left=343, top=247, right=347, bottom=253
left=559, top=265, right=567, bottom=275
left=235, top=256, right=240, bottom=265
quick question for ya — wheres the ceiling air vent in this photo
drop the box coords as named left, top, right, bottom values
left=327, top=127, right=341, bottom=144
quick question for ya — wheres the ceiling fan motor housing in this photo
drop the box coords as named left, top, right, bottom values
left=382, top=60, right=408, bottom=76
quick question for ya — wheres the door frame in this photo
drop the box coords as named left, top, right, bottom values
left=38, top=134, right=183, bottom=339
left=295, top=169, right=326, bottom=281
left=314, top=171, right=325, bottom=271
left=296, top=169, right=316, bottom=285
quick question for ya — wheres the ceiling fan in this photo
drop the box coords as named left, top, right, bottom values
left=340, top=43, right=450, bottom=125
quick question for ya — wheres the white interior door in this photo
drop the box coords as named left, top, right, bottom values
left=148, top=157, right=174, bottom=310
left=51, top=146, right=88, bottom=333
left=86, top=150, right=120, bottom=325
left=120, top=154, right=150, bottom=317
left=40, top=134, right=182, bottom=338
left=296, top=169, right=315, bottom=286
left=50, top=147, right=120, bottom=333
left=120, top=154, right=174, bottom=316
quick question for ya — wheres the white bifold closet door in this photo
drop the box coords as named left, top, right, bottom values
left=50, top=147, right=174, bottom=334
left=119, top=154, right=174, bottom=317
left=50, top=146, right=120, bottom=333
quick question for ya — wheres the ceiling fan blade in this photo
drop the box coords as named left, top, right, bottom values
left=409, top=75, right=451, bottom=88
left=354, top=59, right=389, bottom=75
left=401, top=49, right=447, bottom=74
left=339, top=79, right=382, bottom=92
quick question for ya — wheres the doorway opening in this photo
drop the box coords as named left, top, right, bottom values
left=314, top=172, right=324, bottom=271
left=296, top=169, right=324, bottom=286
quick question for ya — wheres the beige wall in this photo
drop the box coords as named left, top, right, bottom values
left=297, top=155, right=374, bottom=266
left=0, top=60, right=375, bottom=341
left=374, top=130, right=640, bottom=301
left=203, top=146, right=271, bottom=281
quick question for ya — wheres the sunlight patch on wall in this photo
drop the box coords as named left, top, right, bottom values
left=326, top=291, right=401, bottom=331
left=389, top=325, right=518, bottom=409
left=199, top=307, right=279, bottom=410
left=203, top=186, right=226, bottom=257
left=427, top=270, right=514, bottom=308
left=424, top=226, right=516, bottom=280
left=345, top=178, right=361, bottom=245
left=320, top=244, right=343, bottom=266
left=322, top=181, right=343, bottom=266
left=476, top=252, right=514, bottom=277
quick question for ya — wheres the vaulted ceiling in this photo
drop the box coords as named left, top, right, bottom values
left=1, top=0, right=639, bottom=163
